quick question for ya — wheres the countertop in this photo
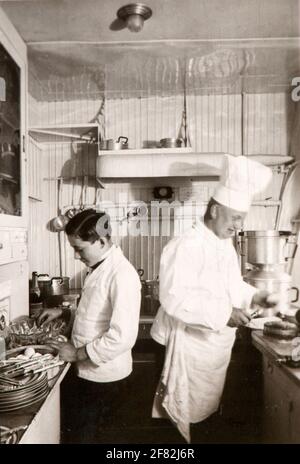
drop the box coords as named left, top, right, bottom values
left=0, top=361, right=70, bottom=443
left=252, top=330, right=300, bottom=388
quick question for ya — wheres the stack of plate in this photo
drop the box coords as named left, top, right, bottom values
left=0, top=372, right=48, bottom=413
left=263, top=320, right=298, bottom=340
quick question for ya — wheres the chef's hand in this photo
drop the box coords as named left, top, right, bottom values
left=48, top=341, right=88, bottom=363
left=37, top=308, right=63, bottom=326
left=251, top=290, right=280, bottom=308
left=228, top=307, right=251, bottom=328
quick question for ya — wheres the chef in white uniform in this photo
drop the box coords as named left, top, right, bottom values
left=39, top=209, right=141, bottom=443
left=150, top=154, right=279, bottom=443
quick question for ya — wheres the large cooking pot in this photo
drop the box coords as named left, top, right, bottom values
left=238, top=230, right=296, bottom=266
left=244, top=267, right=299, bottom=316
left=36, top=275, right=70, bottom=298
left=100, top=136, right=128, bottom=150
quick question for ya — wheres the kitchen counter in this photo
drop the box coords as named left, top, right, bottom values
left=0, top=362, right=70, bottom=444
left=252, top=330, right=300, bottom=443
left=252, top=330, right=300, bottom=387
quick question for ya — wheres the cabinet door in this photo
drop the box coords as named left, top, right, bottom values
left=284, top=375, right=300, bottom=444
left=263, top=358, right=292, bottom=443
left=289, top=399, right=300, bottom=444
left=0, top=230, right=11, bottom=264
left=0, top=7, right=27, bottom=228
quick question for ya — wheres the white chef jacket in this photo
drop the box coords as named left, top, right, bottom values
left=151, top=219, right=257, bottom=441
left=72, top=244, right=141, bottom=383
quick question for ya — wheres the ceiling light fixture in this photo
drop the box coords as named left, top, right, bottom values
left=117, top=3, right=152, bottom=33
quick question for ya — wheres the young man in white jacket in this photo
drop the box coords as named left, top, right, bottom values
left=150, top=154, right=280, bottom=443
left=38, top=209, right=141, bottom=443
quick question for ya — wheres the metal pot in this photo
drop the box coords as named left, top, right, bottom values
left=100, top=136, right=128, bottom=150
left=160, top=138, right=183, bottom=148
left=244, top=267, right=299, bottom=316
left=50, top=277, right=70, bottom=296
left=238, top=230, right=296, bottom=266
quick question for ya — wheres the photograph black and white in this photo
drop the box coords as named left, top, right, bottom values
left=0, top=0, right=300, bottom=447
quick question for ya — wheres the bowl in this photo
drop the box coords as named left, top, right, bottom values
left=9, top=316, right=67, bottom=347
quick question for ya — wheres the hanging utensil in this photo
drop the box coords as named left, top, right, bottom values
left=82, top=175, right=88, bottom=210
left=52, top=178, right=68, bottom=232
left=65, top=175, right=77, bottom=219
left=79, top=176, right=84, bottom=211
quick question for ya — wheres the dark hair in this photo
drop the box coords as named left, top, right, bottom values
left=204, top=197, right=222, bottom=221
left=65, top=209, right=111, bottom=243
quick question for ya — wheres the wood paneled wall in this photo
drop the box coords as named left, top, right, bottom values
left=27, top=90, right=294, bottom=286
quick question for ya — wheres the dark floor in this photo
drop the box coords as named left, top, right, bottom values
left=61, top=333, right=263, bottom=444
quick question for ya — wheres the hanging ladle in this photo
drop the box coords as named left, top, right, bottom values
left=65, top=175, right=77, bottom=219
left=52, top=178, right=68, bottom=232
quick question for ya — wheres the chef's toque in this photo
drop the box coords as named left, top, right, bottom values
left=212, top=154, right=273, bottom=212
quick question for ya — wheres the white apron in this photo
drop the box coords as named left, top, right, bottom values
left=151, top=219, right=256, bottom=442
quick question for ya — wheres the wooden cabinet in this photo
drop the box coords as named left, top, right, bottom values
left=0, top=6, right=27, bottom=228
left=0, top=7, right=28, bottom=320
left=289, top=393, right=300, bottom=443
left=220, top=327, right=263, bottom=441
left=0, top=227, right=27, bottom=266
left=262, top=356, right=300, bottom=443
left=0, top=8, right=28, bottom=263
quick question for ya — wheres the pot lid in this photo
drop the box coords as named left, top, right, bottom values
left=37, top=275, right=51, bottom=281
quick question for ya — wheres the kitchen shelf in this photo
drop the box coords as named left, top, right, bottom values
left=97, top=151, right=294, bottom=178
left=98, top=147, right=193, bottom=156
left=29, top=123, right=99, bottom=144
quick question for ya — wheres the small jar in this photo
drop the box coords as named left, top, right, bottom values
left=62, top=294, right=79, bottom=311
left=61, top=301, right=71, bottom=311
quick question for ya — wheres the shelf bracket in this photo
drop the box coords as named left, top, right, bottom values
left=96, top=177, right=105, bottom=189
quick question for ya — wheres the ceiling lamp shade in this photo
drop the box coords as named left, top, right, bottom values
left=117, top=3, right=152, bottom=33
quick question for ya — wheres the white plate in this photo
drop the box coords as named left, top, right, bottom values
left=246, top=316, right=282, bottom=330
